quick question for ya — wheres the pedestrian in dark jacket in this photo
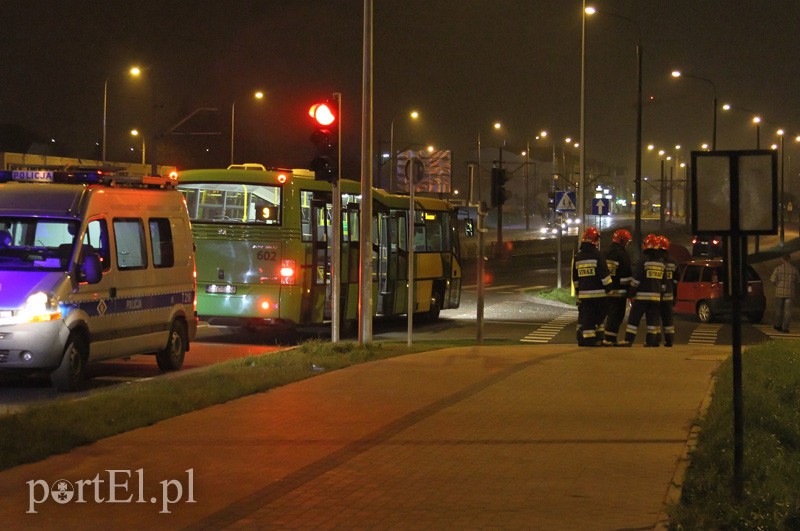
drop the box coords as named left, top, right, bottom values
left=602, top=229, right=633, bottom=346
left=573, top=226, right=612, bottom=346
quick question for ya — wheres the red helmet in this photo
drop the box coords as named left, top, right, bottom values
left=612, top=229, right=632, bottom=246
left=643, top=233, right=659, bottom=250
left=657, top=235, right=670, bottom=251
left=581, top=227, right=600, bottom=245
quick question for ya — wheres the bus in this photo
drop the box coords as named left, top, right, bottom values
left=176, top=165, right=462, bottom=330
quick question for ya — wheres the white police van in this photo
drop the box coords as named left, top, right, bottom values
left=0, top=170, right=197, bottom=391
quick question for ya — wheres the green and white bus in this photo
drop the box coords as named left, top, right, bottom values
left=176, top=165, right=462, bottom=329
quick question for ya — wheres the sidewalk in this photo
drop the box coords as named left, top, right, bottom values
left=0, top=344, right=726, bottom=530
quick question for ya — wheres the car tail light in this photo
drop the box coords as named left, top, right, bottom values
left=280, top=259, right=296, bottom=285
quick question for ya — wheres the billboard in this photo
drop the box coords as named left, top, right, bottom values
left=395, top=149, right=452, bottom=193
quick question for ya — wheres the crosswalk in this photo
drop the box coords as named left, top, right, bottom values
left=688, top=324, right=723, bottom=345
left=514, top=318, right=800, bottom=346
left=754, top=325, right=800, bottom=341
left=520, top=311, right=576, bottom=343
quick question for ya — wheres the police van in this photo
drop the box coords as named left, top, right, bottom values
left=0, top=170, right=197, bottom=391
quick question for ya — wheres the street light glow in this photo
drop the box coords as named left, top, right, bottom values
left=753, top=116, right=761, bottom=124
left=254, top=91, right=264, bottom=99
left=410, top=110, right=419, bottom=119
left=130, top=66, right=141, bottom=76
left=493, top=122, right=502, bottom=130
left=671, top=70, right=681, bottom=78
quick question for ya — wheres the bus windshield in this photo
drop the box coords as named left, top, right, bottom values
left=179, top=183, right=282, bottom=225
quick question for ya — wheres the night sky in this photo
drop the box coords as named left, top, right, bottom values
left=2, top=1, right=799, bottom=195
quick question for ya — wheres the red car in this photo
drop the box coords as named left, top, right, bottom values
left=674, top=258, right=765, bottom=323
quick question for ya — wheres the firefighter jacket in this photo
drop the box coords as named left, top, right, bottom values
left=573, top=242, right=612, bottom=299
left=629, top=249, right=665, bottom=301
left=661, top=252, right=678, bottom=302
left=603, top=242, right=633, bottom=298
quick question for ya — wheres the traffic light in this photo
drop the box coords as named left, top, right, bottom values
left=308, top=98, right=339, bottom=182
left=490, top=167, right=508, bottom=207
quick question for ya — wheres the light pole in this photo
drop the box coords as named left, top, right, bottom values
left=387, top=110, right=419, bottom=192
left=778, top=129, right=786, bottom=245
left=130, top=129, right=146, bottom=165
left=671, top=70, right=718, bottom=150
left=579, top=3, right=591, bottom=225
left=230, top=90, right=265, bottom=165
left=586, top=5, right=643, bottom=250
left=102, top=66, right=141, bottom=165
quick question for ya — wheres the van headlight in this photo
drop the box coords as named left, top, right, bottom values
left=0, top=292, right=65, bottom=325
left=23, top=292, right=63, bottom=322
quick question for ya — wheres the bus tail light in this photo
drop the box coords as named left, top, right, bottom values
left=280, top=259, right=296, bottom=285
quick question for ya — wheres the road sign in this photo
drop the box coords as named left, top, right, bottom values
left=592, top=198, right=611, bottom=216
left=555, top=191, right=576, bottom=212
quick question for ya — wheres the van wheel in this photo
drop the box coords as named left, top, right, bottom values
left=157, top=320, right=187, bottom=371
left=696, top=301, right=713, bottom=323
left=51, top=334, right=88, bottom=392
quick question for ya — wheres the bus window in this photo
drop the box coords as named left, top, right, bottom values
left=180, top=183, right=282, bottom=225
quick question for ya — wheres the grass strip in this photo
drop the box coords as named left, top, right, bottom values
left=0, top=340, right=421, bottom=471
left=526, top=286, right=576, bottom=306
left=669, top=340, right=800, bottom=529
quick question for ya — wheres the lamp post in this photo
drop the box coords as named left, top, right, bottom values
left=721, top=103, right=763, bottom=149
left=579, top=3, right=591, bottom=225
left=230, top=90, right=265, bottom=165
left=671, top=70, right=718, bottom=150
left=586, top=5, right=643, bottom=250
left=130, top=129, right=146, bottom=165
left=388, top=110, right=419, bottom=192
left=778, top=129, right=786, bottom=245
left=102, top=66, right=141, bottom=165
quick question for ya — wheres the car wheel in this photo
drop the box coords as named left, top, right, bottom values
left=156, top=320, right=187, bottom=371
left=51, top=334, right=88, bottom=392
left=696, top=301, right=713, bottom=323
left=748, top=311, right=764, bottom=324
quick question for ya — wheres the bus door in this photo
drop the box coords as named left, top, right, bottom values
left=310, top=196, right=332, bottom=322
left=376, top=210, right=405, bottom=316
left=447, top=208, right=462, bottom=308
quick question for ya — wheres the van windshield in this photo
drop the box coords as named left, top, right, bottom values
left=0, top=217, right=79, bottom=272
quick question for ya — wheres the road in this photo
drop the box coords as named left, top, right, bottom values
left=3, top=218, right=797, bottom=409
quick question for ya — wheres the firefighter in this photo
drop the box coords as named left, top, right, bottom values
left=602, top=229, right=633, bottom=346
left=657, top=235, right=678, bottom=347
left=622, top=233, right=665, bottom=347
left=573, top=226, right=612, bottom=346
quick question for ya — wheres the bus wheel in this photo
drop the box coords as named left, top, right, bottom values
left=157, top=320, right=187, bottom=371
left=51, top=334, right=88, bottom=392
left=426, top=291, right=442, bottom=322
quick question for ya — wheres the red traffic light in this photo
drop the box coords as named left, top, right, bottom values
left=308, top=102, right=336, bottom=126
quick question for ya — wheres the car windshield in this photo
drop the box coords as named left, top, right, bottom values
left=0, top=217, right=79, bottom=272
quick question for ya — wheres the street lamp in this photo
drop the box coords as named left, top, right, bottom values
left=387, top=110, right=420, bottom=192
left=102, top=66, right=141, bottom=165
left=671, top=70, right=718, bottom=150
left=130, top=129, right=146, bottom=165
left=579, top=3, right=591, bottom=225
left=586, top=5, right=643, bottom=250
left=230, top=90, right=265, bottom=165
left=721, top=104, right=763, bottom=149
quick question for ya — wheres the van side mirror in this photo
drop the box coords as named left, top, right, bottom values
left=81, top=253, right=103, bottom=284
